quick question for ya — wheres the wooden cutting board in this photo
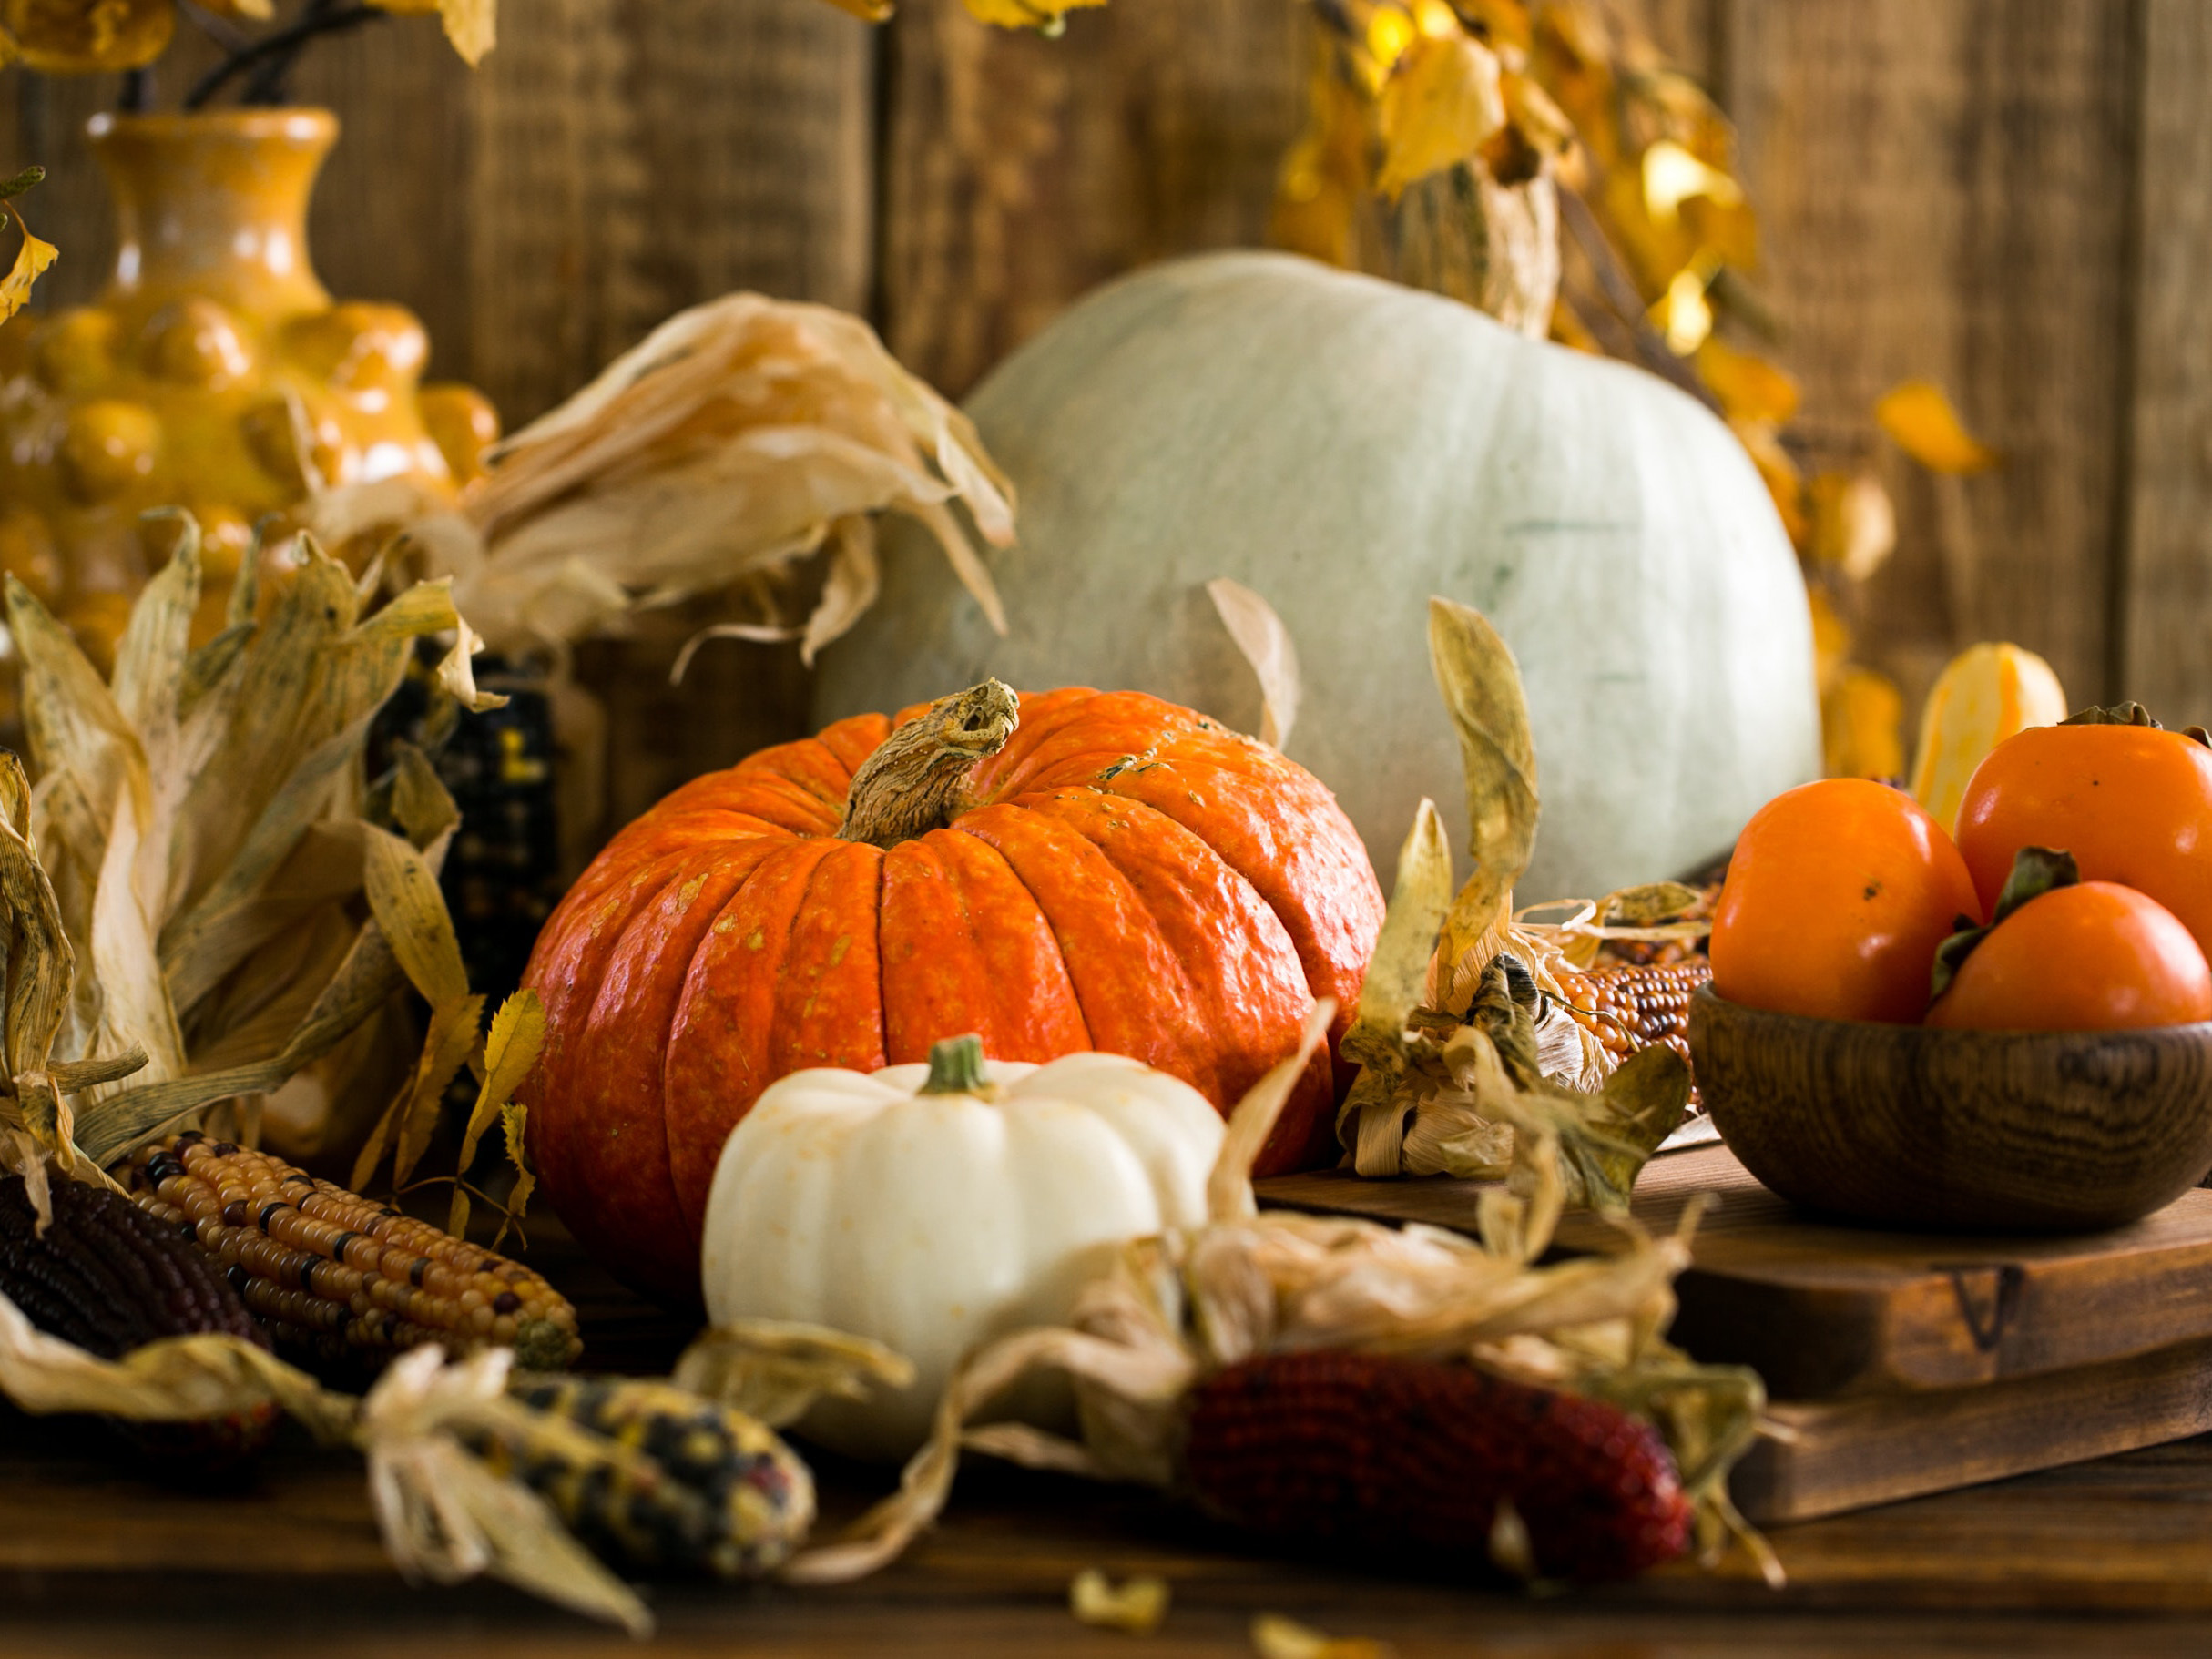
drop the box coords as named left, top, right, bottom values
left=1257, top=1147, right=2212, bottom=1522
left=1259, top=1145, right=2212, bottom=1399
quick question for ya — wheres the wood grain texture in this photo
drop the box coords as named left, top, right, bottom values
left=16, top=1218, right=2212, bottom=1651
left=1260, top=1141, right=2212, bottom=1399
left=1717, top=0, right=2138, bottom=714
left=877, top=0, right=1305, bottom=397
left=1734, top=1334, right=2212, bottom=1523
left=1689, top=986, right=2212, bottom=1233
left=2115, top=0, right=2212, bottom=722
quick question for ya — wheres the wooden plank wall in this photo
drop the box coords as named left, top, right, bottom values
left=5, top=0, right=2210, bottom=818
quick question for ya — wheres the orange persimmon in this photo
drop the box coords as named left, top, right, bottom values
left=1956, top=722, right=2212, bottom=964
left=1712, top=779, right=1982, bottom=1023
left=1927, top=881, right=2212, bottom=1032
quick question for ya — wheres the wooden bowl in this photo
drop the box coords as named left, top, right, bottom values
left=1687, top=985, right=2212, bottom=1232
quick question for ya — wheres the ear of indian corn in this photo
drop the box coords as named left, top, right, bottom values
left=474, top=1375, right=817, bottom=1579
left=1183, top=1350, right=1692, bottom=1582
left=128, top=1133, right=581, bottom=1373
left=0, top=1171, right=278, bottom=1466
left=1547, top=958, right=1711, bottom=1085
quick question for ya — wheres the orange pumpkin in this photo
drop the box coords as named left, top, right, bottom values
left=523, top=681, right=1386, bottom=1303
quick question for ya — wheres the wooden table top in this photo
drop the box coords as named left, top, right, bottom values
left=11, top=1214, right=2212, bottom=1654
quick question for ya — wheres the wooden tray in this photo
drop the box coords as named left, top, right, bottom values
left=1258, top=1145, right=2212, bottom=1521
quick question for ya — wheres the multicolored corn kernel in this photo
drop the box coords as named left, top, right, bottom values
left=128, top=1134, right=581, bottom=1375
left=473, top=1375, right=816, bottom=1580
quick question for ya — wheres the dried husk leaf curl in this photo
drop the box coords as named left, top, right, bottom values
left=308, top=294, right=1016, bottom=670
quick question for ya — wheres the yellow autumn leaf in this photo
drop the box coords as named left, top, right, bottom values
left=1377, top=30, right=1506, bottom=200
left=1731, top=416, right=1806, bottom=548
left=1823, top=664, right=1906, bottom=781
left=962, top=0, right=1104, bottom=31
left=1807, top=587, right=1850, bottom=697
left=1641, top=138, right=1742, bottom=227
left=0, top=208, right=56, bottom=328
left=0, top=0, right=172, bottom=71
left=817, top=0, right=893, bottom=15
left=1807, top=470, right=1897, bottom=583
left=1875, top=380, right=1999, bottom=474
left=1696, top=335, right=1799, bottom=425
left=366, top=0, right=494, bottom=64
left=1651, top=264, right=1713, bottom=354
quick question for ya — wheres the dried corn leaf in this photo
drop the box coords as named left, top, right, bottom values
left=314, top=296, right=1016, bottom=667
left=1207, top=577, right=1300, bottom=749
left=670, top=1319, right=916, bottom=1430
left=1875, top=380, right=2000, bottom=475
left=7, top=520, right=497, bottom=1173
left=1426, top=597, right=1537, bottom=1013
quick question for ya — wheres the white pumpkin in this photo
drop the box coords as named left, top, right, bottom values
left=699, top=1035, right=1224, bottom=1461
left=816, top=249, right=1821, bottom=898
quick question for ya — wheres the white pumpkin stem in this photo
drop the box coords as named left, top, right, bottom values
left=837, top=679, right=1019, bottom=849
left=920, top=1033, right=987, bottom=1095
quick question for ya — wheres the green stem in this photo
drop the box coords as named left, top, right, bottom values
left=921, top=1034, right=988, bottom=1095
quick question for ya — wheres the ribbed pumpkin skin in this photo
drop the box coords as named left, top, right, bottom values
left=523, top=687, right=1384, bottom=1303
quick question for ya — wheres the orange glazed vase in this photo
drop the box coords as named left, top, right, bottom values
left=0, top=109, right=500, bottom=671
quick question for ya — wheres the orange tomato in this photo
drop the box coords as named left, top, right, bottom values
left=1927, top=881, right=2212, bottom=1032
left=1956, top=724, right=2212, bottom=963
left=1712, top=779, right=1982, bottom=1023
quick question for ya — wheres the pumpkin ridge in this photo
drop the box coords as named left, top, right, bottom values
left=564, top=844, right=770, bottom=1297
left=662, top=838, right=844, bottom=1237
left=921, top=825, right=1094, bottom=1060
left=953, top=800, right=1222, bottom=1103
left=1020, top=786, right=1331, bottom=1164
left=525, top=842, right=729, bottom=1282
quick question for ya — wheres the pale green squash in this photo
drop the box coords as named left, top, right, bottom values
left=816, top=251, right=1820, bottom=897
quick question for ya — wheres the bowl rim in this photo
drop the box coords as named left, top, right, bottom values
left=1688, top=982, right=2212, bottom=1045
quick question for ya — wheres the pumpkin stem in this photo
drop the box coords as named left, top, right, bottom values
left=921, top=1033, right=988, bottom=1095
left=838, top=679, right=1021, bottom=849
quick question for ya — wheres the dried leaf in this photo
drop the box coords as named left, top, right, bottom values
left=962, top=0, right=1105, bottom=29
left=492, top=1099, right=535, bottom=1248
left=1378, top=32, right=1507, bottom=200
left=1426, top=598, right=1538, bottom=1011
left=1250, top=1613, right=1393, bottom=1659
left=1337, top=802, right=1453, bottom=1170
left=1207, top=576, right=1300, bottom=749
left=1072, top=1569, right=1170, bottom=1636
left=672, top=1319, right=916, bottom=1430
left=1808, top=472, right=1897, bottom=583
left=316, top=296, right=1015, bottom=662
left=1695, top=336, right=1799, bottom=426
left=1822, top=665, right=1906, bottom=781
left=451, top=990, right=545, bottom=1234
left=361, top=827, right=469, bottom=1009
left=0, top=201, right=56, bottom=326
left=1876, top=381, right=2000, bottom=474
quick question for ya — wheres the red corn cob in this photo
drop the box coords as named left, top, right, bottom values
left=1183, top=1350, right=1692, bottom=1582
left=0, top=1173, right=277, bottom=1468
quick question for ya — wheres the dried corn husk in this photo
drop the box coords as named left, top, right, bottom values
left=747, top=1002, right=1769, bottom=1588
left=3, top=520, right=518, bottom=1177
left=308, top=294, right=1016, bottom=668
left=0, top=1276, right=913, bottom=1632
left=1336, top=597, right=1720, bottom=1179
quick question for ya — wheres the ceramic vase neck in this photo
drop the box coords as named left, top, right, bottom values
left=87, top=108, right=338, bottom=322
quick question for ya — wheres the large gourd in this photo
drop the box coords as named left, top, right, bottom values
left=815, top=252, right=1820, bottom=896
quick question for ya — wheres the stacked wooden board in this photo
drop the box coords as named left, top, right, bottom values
left=1258, top=1145, right=2212, bottom=1522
